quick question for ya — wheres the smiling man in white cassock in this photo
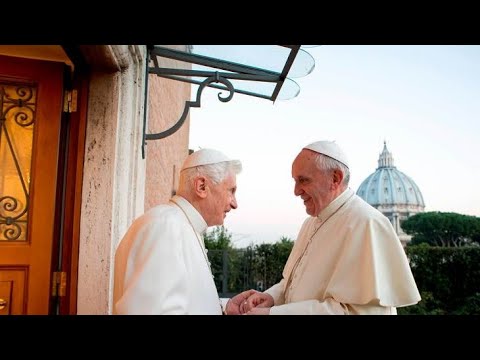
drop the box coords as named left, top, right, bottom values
left=113, top=148, right=252, bottom=314
left=237, top=140, right=421, bottom=315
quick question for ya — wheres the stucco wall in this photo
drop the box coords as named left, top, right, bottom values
left=145, top=45, right=191, bottom=211
left=77, top=45, right=147, bottom=314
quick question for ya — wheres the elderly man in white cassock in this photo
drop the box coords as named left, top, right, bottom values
left=113, top=148, right=254, bottom=314
left=235, top=140, right=421, bottom=315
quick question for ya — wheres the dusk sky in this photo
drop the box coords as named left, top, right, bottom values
left=189, top=45, right=480, bottom=248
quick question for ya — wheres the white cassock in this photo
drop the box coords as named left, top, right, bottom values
left=265, top=188, right=421, bottom=315
left=113, top=195, right=222, bottom=314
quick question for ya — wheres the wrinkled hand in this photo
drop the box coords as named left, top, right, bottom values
left=240, top=292, right=274, bottom=314
left=225, top=289, right=259, bottom=315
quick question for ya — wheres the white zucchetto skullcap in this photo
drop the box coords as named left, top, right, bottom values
left=181, top=148, right=235, bottom=171
left=303, top=141, right=349, bottom=169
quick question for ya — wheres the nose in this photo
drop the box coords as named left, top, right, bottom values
left=231, top=195, right=238, bottom=209
left=294, top=183, right=303, bottom=197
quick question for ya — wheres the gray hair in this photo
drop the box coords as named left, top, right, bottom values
left=180, top=160, right=242, bottom=187
left=314, top=153, right=350, bottom=186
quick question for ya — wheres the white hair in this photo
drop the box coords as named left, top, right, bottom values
left=314, top=153, right=350, bottom=186
left=180, top=160, right=242, bottom=188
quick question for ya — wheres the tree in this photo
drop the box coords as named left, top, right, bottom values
left=250, top=236, right=294, bottom=290
left=204, top=226, right=242, bottom=295
left=399, top=245, right=480, bottom=314
left=204, top=225, right=233, bottom=250
left=402, top=212, right=480, bottom=247
left=204, top=229, right=295, bottom=295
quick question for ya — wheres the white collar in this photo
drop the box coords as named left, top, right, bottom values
left=169, top=195, right=208, bottom=235
left=316, top=187, right=354, bottom=221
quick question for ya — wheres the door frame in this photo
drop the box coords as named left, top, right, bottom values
left=53, top=47, right=89, bottom=314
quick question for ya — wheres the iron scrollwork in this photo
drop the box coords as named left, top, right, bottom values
left=145, top=72, right=234, bottom=141
left=0, top=82, right=36, bottom=241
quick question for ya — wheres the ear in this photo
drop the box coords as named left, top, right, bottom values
left=193, top=176, right=208, bottom=199
left=332, top=169, right=344, bottom=189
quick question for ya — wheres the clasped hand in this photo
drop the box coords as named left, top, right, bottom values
left=225, top=289, right=274, bottom=315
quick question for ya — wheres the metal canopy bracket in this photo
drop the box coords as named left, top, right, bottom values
left=146, top=72, right=234, bottom=142
left=142, top=45, right=307, bottom=159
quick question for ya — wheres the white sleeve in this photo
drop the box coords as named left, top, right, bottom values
left=264, top=280, right=286, bottom=305
left=269, top=298, right=348, bottom=315
left=269, top=298, right=397, bottom=315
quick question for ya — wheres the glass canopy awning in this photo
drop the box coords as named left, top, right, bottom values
left=142, top=45, right=317, bottom=158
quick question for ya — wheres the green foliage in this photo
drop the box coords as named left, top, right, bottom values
left=399, top=245, right=480, bottom=314
left=206, top=226, right=480, bottom=315
left=203, top=226, right=237, bottom=293
left=453, top=293, right=480, bottom=315
left=397, top=291, right=446, bottom=315
left=204, top=226, right=233, bottom=250
left=247, top=237, right=294, bottom=290
left=402, top=211, right=480, bottom=247
left=205, top=232, right=294, bottom=296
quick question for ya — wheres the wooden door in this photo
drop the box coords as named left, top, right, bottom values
left=0, top=55, right=63, bottom=314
